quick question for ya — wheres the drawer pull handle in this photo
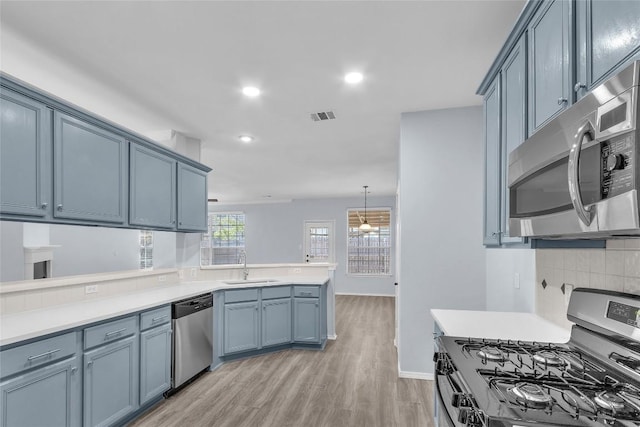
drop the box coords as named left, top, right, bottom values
left=151, top=315, right=168, bottom=323
left=71, top=367, right=77, bottom=374
left=27, top=348, right=61, bottom=361
left=104, top=328, right=127, bottom=339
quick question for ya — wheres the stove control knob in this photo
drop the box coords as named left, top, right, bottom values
left=451, top=393, right=471, bottom=408
left=467, top=411, right=483, bottom=427
left=606, top=153, right=624, bottom=171
left=457, top=408, right=469, bottom=424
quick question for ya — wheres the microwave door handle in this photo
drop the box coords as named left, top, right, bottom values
left=568, top=121, right=595, bottom=226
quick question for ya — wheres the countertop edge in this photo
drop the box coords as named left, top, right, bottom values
left=1, top=277, right=329, bottom=347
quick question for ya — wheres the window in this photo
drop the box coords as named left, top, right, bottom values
left=347, top=208, right=391, bottom=275
left=140, top=230, right=153, bottom=270
left=201, top=212, right=246, bottom=266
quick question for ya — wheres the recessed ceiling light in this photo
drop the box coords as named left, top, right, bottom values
left=344, top=72, right=364, bottom=84
left=239, top=135, right=253, bottom=143
left=242, top=86, right=261, bottom=97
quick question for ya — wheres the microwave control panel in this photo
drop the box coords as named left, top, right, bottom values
left=601, top=132, right=634, bottom=199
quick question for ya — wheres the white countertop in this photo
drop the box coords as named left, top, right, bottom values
left=0, top=277, right=328, bottom=347
left=431, top=309, right=571, bottom=343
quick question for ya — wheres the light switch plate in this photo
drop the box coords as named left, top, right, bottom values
left=190, top=268, right=198, bottom=277
left=158, top=275, right=167, bottom=282
left=85, top=285, right=98, bottom=294
left=293, top=268, right=302, bottom=274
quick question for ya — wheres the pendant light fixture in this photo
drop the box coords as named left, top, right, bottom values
left=359, top=185, right=372, bottom=233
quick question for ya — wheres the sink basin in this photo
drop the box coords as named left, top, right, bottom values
left=222, top=279, right=280, bottom=285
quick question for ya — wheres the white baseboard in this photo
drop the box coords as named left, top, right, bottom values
left=398, top=371, right=434, bottom=381
left=327, top=334, right=337, bottom=340
left=335, top=292, right=395, bottom=297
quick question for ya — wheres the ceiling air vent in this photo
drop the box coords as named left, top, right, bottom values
left=310, top=111, right=336, bottom=122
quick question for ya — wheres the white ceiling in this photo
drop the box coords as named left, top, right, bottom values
left=0, top=0, right=525, bottom=204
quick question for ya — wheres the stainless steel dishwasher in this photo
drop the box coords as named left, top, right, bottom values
left=171, top=293, right=213, bottom=390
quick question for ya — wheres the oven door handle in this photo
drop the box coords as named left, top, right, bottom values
left=568, top=120, right=595, bottom=227
left=436, top=374, right=459, bottom=427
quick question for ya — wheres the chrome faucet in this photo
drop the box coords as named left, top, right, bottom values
left=238, top=250, right=248, bottom=280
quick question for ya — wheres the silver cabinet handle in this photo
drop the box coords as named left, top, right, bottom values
left=87, top=361, right=93, bottom=368
left=557, top=97, right=568, bottom=105
left=56, top=204, right=63, bottom=211
left=315, top=303, right=319, bottom=307
left=71, top=367, right=78, bottom=374
left=27, top=348, right=60, bottom=361
left=568, top=121, right=595, bottom=226
left=104, top=328, right=127, bottom=338
left=41, top=203, right=48, bottom=209
left=574, top=82, right=587, bottom=92
left=151, top=315, right=168, bottom=323
left=171, top=220, right=176, bottom=224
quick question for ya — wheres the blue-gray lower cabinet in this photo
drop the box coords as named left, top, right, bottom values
left=224, top=301, right=260, bottom=354
left=83, top=335, right=139, bottom=427
left=0, top=356, right=81, bottom=427
left=262, top=298, right=292, bottom=347
left=293, top=298, right=321, bottom=344
left=0, top=88, right=51, bottom=219
left=139, top=323, right=171, bottom=405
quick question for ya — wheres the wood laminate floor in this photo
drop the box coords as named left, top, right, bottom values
left=131, top=295, right=435, bottom=427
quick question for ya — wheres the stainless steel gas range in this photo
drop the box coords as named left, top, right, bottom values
left=434, top=288, right=640, bottom=426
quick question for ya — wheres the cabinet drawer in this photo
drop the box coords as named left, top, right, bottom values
left=140, top=305, right=171, bottom=331
left=293, top=286, right=320, bottom=298
left=262, top=286, right=291, bottom=300
left=84, top=316, right=137, bottom=350
left=0, top=331, right=77, bottom=378
left=224, top=289, right=258, bottom=303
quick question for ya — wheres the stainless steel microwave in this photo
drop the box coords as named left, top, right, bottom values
left=508, top=60, right=640, bottom=239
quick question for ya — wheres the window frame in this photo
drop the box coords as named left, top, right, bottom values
left=201, top=211, right=246, bottom=266
left=345, top=207, right=392, bottom=277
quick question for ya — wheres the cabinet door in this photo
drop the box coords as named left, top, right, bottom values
left=262, top=298, right=292, bottom=347
left=500, top=37, right=527, bottom=245
left=54, top=112, right=127, bottom=223
left=293, top=298, right=320, bottom=343
left=0, top=89, right=51, bottom=217
left=575, top=0, right=640, bottom=99
left=528, top=0, right=571, bottom=134
left=130, top=144, right=176, bottom=229
left=224, top=301, right=259, bottom=354
left=83, top=336, right=138, bottom=427
left=177, top=163, right=208, bottom=232
left=0, top=357, right=80, bottom=427
left=483, top=78, right=502, bottom=246
left=139, top=324, right=171, bottom=405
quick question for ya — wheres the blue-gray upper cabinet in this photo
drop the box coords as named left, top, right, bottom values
left=54, top=111, right=127, bottom=224
left=575, top=0, right=640, bottom=99
left=527, top=0, right=571, bottom=134
left=224, top=301, right=260, bottom=354
left=83, top=334, right=139, bottom=427
left=483, top=77, right=502, bottom=246
left=500, top=37, right=527, bottom=245
left=262, top=297, right=292, bottom=347
left=177, top=163, right=208, bottom=232
left=130, top=144, right=176, bottom=229
left=0, top=88, right=51, bottom=218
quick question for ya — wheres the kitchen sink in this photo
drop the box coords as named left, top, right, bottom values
left=222, top=279, right=281, bottom=285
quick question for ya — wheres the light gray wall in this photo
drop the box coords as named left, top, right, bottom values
left=0, top=222, right=179, bottom=280
left=0, top=221, right=24, bottom=282
left=486, top=248, right=536, bottom=312
left=398, top=106, right=487, bottom=376
left=209, top=196, right=397, bottom=296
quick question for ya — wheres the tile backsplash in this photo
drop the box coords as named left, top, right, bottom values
left=536, top=240, right=640, bottom=329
